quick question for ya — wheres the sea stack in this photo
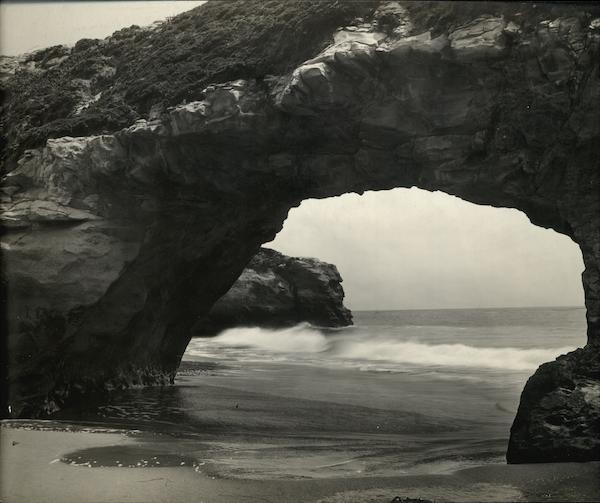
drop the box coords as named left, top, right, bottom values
left=194, top=247, right=352, bottom=335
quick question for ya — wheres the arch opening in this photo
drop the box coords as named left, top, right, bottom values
left=269, top=187, right=585, bottom=312
left=172, top=187, right=588, bottom=476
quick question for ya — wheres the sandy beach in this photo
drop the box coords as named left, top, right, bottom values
left=2, top=419, right=599, bottom=503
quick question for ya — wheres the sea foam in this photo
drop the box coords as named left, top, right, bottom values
left=188, top=324, right=575, bottom=371
left=331, top=338, right=574, bottom=371
left=210, top=324, right=328, bottom=353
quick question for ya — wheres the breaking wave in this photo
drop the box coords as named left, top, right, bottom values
left=210, top=324, right=328, bottom=353
left=331, top=338, right=573, bottom=371
left=186, top=324, right=575, bottom=372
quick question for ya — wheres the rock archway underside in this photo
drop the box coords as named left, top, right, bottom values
left=1, top=1, right=599, bottom=463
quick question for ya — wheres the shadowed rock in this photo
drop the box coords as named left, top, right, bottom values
left=1, top=1, right=599, bottom=462
left=507, top=345, right=600, bottom=463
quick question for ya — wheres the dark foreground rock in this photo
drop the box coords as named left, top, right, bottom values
left=507, top=345, right=600, bottom=463
left=194, top=248, right=352, bottom=335
left=1, top=1, right=599, bottom=463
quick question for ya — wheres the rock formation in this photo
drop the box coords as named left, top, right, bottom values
left=1, top=1, right=599, bottom=462
left=194, top=247, right=352, bottom=335
left=507, top=345, right=600, bottom=463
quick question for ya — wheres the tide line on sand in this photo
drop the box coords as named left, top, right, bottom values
left=2, top=422, right=600, bottom=503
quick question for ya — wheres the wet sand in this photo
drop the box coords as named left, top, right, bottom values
left=2, top=421, right=599, bottom=503
left=3, top=350, right=600, bottom=503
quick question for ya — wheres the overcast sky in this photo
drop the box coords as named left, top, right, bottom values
left=268, top=189, right=584, bottom=310
left=0, top=1, right=206, bottom=55
left=1, top=2, right=585, bottom=310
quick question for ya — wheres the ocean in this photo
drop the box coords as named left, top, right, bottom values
left=57, top=306, right=586, bottom=480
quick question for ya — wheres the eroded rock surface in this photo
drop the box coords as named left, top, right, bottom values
left=508, top=345, right=600, bottom=463
left=194, top=248, right=352, bottom=335
left=1, top=1, right=599, bottom=462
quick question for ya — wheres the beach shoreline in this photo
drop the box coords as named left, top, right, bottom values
left=3, top=310, right=597, bottom=503
left=2, top=418, right=599, bottom=503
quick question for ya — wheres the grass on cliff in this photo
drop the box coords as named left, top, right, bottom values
left=1, top=0, right=377, bottom=172
left=404, top=0, right=600, bottom=37
left=2, top=0, right=599, bottom=173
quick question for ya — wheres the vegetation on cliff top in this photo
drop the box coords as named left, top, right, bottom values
left=0, top=0, right=377, bottom=172
left=404, top=1, right=599, bottom=37
left=2, top=0, right=598, bottom=172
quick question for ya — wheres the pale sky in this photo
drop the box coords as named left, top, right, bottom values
left=0, top=1, right=206, bottom=55
left=268, top=189, right=584, bottom=310
left=1, top=2, right=585, bottom=310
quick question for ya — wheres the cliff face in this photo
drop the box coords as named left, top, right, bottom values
left=1, top=1, right=599, bottom=462
left=194, top=248, right=352, bottom=335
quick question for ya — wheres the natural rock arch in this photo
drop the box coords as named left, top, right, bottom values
left=1, top=1, right=599, bottom=462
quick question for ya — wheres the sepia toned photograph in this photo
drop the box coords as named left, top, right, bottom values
left=1, top=1, right=599, bottom=502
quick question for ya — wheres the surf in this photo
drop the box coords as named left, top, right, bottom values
left=187, top=324, right=575, bottom=371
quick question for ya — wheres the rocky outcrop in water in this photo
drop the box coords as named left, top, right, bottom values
left=194, top=248, right=352, bottom=335
left=1, top=1, right=599, bottom=463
